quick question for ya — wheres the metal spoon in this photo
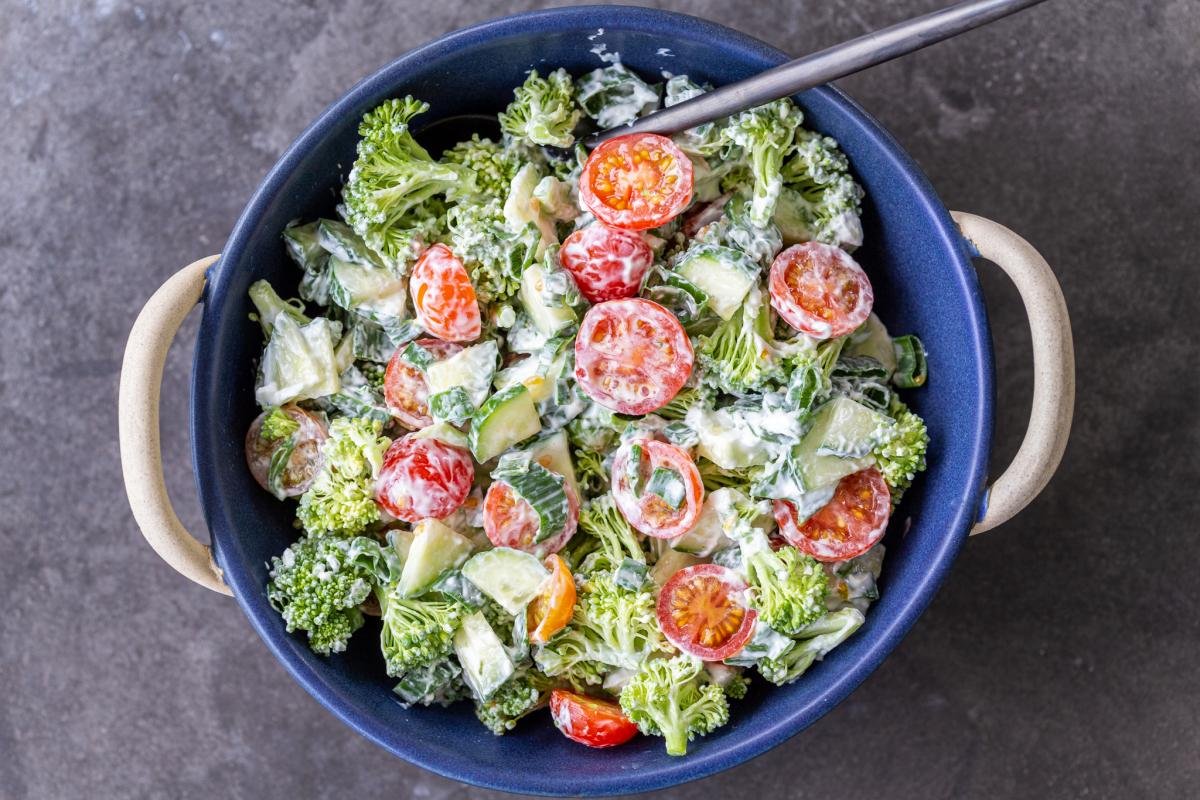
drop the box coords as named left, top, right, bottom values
left=585, top=0, right=1051, bottom=148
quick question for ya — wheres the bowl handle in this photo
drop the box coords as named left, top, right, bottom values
left=119, top=256, right=233, bottom=595
left=951, top=212, right=1075, bottom=535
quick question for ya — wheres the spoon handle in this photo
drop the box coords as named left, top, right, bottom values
left=586, top=0, right=1050, bottom=147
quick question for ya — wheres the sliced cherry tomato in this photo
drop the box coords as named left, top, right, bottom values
left=559, top=224, right=653, bottom=303
left=383, top=338, right=462, bottom=430
left=768, top=242, right=874, bottom=340
left=611, top=439, right=703, bottom=539
left=244, top=405, right=328, bottom=497
left=375, top=434, right=474, bottom=523
left=549, top=690, right=639, bottom=749
left=574, top=298, right=693, bottom=415
left=528, top=554, right=577, bottom=645
left=775, top=467, right=891, bottom=562
left=657, top=564, right=757, bottom=660
left=483, top=478, right=580, bottom=556
left=409, top=243, right=481, bottom=343
left=580, top=133, right=693, bottom=231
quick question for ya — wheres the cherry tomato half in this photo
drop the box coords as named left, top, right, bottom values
left=774, top=467, right=891, bottom=562
left=768, top=242, right=874, bottom=340
left=549, top=690, right=639, bottom=749
left=244, top=405, right=328, bottom=498
left=383, top=338, right=462, bottom=430
left=483, top=478, right=580, bottom=557
left=375, top=434, right=474, bottom=523
left=409, top=243, right=481, bottom=343
left=559, top=224, right=653, bottom=303
left=611, top=439, right=704, bottom=539
left=580, top=133, right=693, bottom=231
left=574, top=298, right=693, bottom=415
left=657, top=564, right=757, bottom=661
left=528, top=554, right=577, bottom=645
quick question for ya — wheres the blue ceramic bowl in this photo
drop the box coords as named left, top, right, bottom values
left=192, top=6, right=992, bottom=795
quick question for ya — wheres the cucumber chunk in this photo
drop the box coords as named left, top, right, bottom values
left=793, top=397, right=892, bottom=491
left=525, top=430, right=580, bottom=500
left=469, top=384, right=542, bottom=462
left=670, top=487, right=740, bottom=556
left=328, top=256, right=407, bottom=318
left=453, top=611, right=516, bottom=701
left=461, top=547, right=550, bottom=614
left=426, top=341, right=498, bottom=408
left=493, top=453, right=570, bottom=544
left=519, top=263, right=576, bottom=336
left=397, top=519, right=475, bottom=598
left=411, top=422, right=469, bottom=450
left=675, top=244, right=758, bottom=320
left=845, top=313, right=897, bottom=375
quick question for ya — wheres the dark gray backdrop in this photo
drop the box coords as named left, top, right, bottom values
left=3, top=0, right=1198, bottom=797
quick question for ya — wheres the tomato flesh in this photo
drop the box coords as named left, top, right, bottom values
left=528, top=555, right=577, bottom=645
left=768, top=242, right=874, bottom=340
left=559, top=224, right=653, bottom=303
left=483, top=479, right=579, bottom=557
left=657, top=564, right=756, bottom=660
left=375, top=434, right=474, bottom=523
left=409, top=243, right=481, bottom=343
left=550, top=690, right=639, bottom=748
left=775, top=467, right=891, bottom=562
left=580, top=133, right=693, bottom=231
left=611, top=439, right=703, bottom=539
left=244, top=405, right=327, bottom=497
left=383, top=338, right=462, bottom=430
left=574, top=298, right=693, bottom=415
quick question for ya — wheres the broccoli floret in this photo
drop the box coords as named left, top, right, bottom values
left=619, top=654, right=730, bottom=756
left=266, top=535, right=390, bottom=656
left=259, top=406, right=300, bottom=442
left=445, top=198, right=540, bottom=303
left=575, top=63, right=660, bottom=129
left=572, top=448, right=610, bottom=497
left=474, top=669, right=553, bottom=735
left=719, top=99, right=805, bottom=226
left=576, top=495, right=645, bottom=574
left=295, top=417, right=390, bottom=536
left=498, top=69, right=581, bottom=149
left=782, top=130, right=852, bottom=187
left=757, top=608, right=865, bottom=685
left=378, top=588, right=469, bottom=676
left=693, top=196, right=783, bottom=269
left=697, top=286, right=779, bottom=393
left=775, top=131, right=864, bottom=249
left=739, top=529, right=828, bottom=635
left=392, top=657, right=471, bottom=707
left=442, top=135, right=524, bottom=201
left=695, top=458, right=756, bottom=494
left=248, top=280, right=309, bottom=337
left=873, top=401, right=929, bottom=503
left=341, top=97, right=475, bottom=265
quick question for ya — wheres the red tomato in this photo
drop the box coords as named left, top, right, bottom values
left=559, top=224, right=653, bottom=303
left=409, top=243, right=481, bottom=343
left=549, top=690, right=639, bottom=749
left=573, top=298, right=693, bottom=415
left=768, top=242, right=874, bottom=340
left=579, top=133, right=693, bottom=231
left=375, top=434, right=474, bottom=523
left=657, top=564, right=757, bottom=660
left=611, top=439, right=704, bottom=539
left=774, top=468, right=891, bottom=562
left=483, top=478, right=579, bottom=557
left=244, top=405, right=328, bottom=497
left=383, top=338, right=462, bottom=430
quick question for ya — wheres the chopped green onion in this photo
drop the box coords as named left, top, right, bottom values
left=892, top=335, right=927, bottom=388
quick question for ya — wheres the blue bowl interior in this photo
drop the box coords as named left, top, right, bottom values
left=193, top=7, right=992, bottom=796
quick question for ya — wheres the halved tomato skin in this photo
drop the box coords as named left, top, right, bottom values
left=768, top=242, right=874, bottom=340
left=611, top=439, right=704, bottom=539
left=573, top=298, right=693, bottom=415
left=375, top=434, right=474, bottom=523
left=579, top=133, right=694, bottom=231
left=559, top=224, right=653, bottom=303
left=549, top=690, right=639, bottom=748
left=244, top=405, right=328, bottom=497
left=383, top=338, right=462, bottom=430
left=774, top=467, right=891, bottom=562
left=409, top=243, right=481, bottom=343
left=657, top=563, right=757, bottom=661
left=528, top=555, right=577, bottom=645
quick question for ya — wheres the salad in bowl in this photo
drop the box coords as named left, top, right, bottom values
left=243, top=61, right=929, bottom=757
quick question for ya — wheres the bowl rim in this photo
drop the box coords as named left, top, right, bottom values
left=193, top=5, right=992, bottom=795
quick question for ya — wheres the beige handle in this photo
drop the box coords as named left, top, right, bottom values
left=952, top=212, right=1074, bottom=535
left=119, top=256, right=232, bottom=595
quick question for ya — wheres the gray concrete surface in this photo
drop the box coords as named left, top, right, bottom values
left=3, top=0, right=1198, bottom=797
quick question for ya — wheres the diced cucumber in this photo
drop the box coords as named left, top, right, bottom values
left=670, top=487, right=740, bottom=556
left=428, top=387, right=475, bottom=426
left=410, top=422, right=469, bottom=450
left=614, top=558, right=649, bottom=590
left=469, top=384, right=542, bottom=462
left=453, top=611, right=516, bottom=701
left=650, top=548, right=704, bottom=587
left=525, top=430, right=580, bottom=500
left=397, top=519, right=475, bottom=598
left=283, top=221, right=325, bottom=270
left=426, top=340, right=498, bottom=409
left=688, top=406, right=773, bottom=469
left=845, top=313, right=898, bottom=375
left=773, top=187, right=816, bottom=246
left=675, top=244, right=758, bottom=320
left=386, top=528, right=416, bottom=563
left=519, top=263, right=576, bottom=336
left=317, top=219, right=383, bottom=266
left=494, top=340, right=570, bottom=404
left=793, top=397, right=892, bottom=491
left=328, top=256, right=408, bottom=318
left=493, top=454, right=570, bottom=544
left=461, top=547, right=550, bottom=614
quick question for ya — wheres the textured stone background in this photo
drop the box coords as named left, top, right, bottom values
left=3, top=0, right=1199, bottom=797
